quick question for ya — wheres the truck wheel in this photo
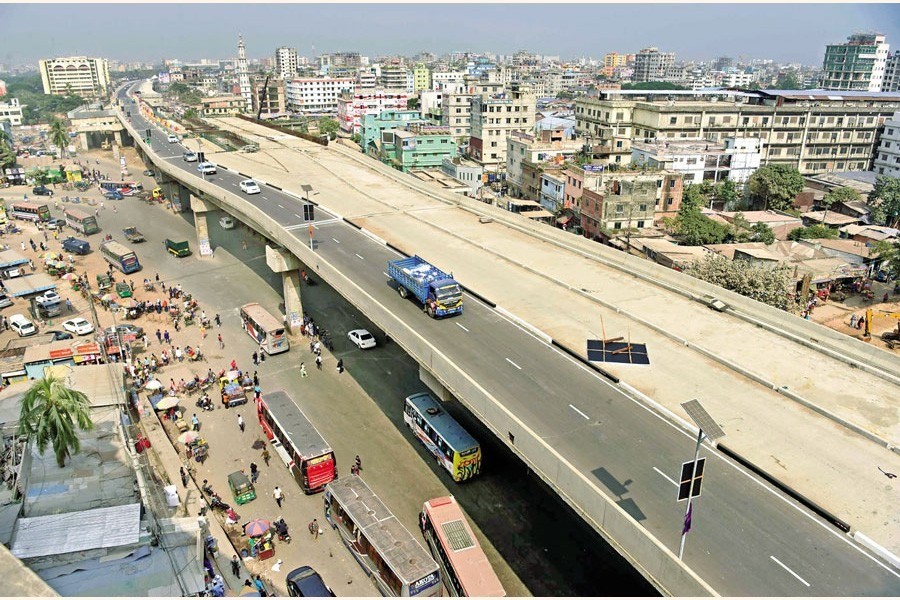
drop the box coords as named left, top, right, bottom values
left=398, top=287, right=408, bottom=299
left=427, top=305, right=435, bottom=318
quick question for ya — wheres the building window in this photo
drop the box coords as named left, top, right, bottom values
left=669, top=117, right=677, bottom=125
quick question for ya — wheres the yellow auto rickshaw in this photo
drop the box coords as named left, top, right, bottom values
left=151, top=187, right=165, bottom=202
left=227, top=470, right=256, bottom=505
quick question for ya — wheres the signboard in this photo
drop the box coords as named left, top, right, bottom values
left=583, top=164, right=605, bottom=173
left=198, top=238, right=213, bottom=257
left=678, top=458, right=706, bottom=501
left=289, top=310, right=302, bottom=330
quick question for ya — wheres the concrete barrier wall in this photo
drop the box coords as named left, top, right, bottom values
left=123, top=112, right=718, bottom=596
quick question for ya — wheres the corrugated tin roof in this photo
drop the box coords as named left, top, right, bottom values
left=11, top=503, right=141, bottom=559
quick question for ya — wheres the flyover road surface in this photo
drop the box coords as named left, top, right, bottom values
left=118, top=84, right=900, bottom=596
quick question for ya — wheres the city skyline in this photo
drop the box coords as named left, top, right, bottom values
left=1, top=3, right=900, bottom=67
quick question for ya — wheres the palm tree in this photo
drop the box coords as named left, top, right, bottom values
left=17, top=375, right=94, bottom=468
left=49, top=118, right=69, bottom=159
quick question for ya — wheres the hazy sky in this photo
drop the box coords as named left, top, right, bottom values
left=1, top=3, right=899, bottom=67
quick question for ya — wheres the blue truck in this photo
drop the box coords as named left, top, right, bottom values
left=387, top=255, right=463, bottom=318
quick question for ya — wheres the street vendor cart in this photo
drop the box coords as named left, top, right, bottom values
left=221, top=383, right=248, bottom=408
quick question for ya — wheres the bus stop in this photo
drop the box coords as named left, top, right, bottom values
left=0, top=250, right=29, bottom=272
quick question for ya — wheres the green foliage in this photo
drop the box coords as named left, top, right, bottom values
left=678, top=184, right=706, bottom=216
left=716, top=179, right=739, bottom=205
left=49, top=118, right=69, bottom=158
left=350, top=133, right=361, bottom=144
left=787, top=224, right=838, bottom=241
left=685, top=253, right=796, bottom=310
left=406, top=97, right=420, bottom=111
left=167, top=82, right=202, bottom=106
left=621, top=81, right=688, bottom=91
left=675, top=210, right=730, bottom=245
left=184, top=108, right=199, bottom=120
left=747, top=164, right=804, bottom=211
left=867, top=176, right=900, bottom=228
left=17, top=375, right=94, bottom=467
left=317, top=117, right=339, bottom=140
left=1, top=72, right=84, bottom=125
left=749, top=222, right=776, bottom=244
left=872, top=240, right=900, bottom=279
left=25, top=167, right=50, bottom=185
left=0, top=129, right=15, bottom=170
left=774, top=72, right=802, bottom=90
left=823, top=186, right=860, bottom=206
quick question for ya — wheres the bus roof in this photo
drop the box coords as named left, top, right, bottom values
left=406, top=393, right=479, bottom=452
left=10, top=202, right=49, bottom=209
left=423, top=496, right=506, bottom=597
left=241, top=302, right=283, bottom=332
left=260, top=391, right=332, bottom=459
left=326, top=476, right=438, bottom=585
left=64, top=207, right=92, bottom=219
left=100, top=240, right=134, bottom=256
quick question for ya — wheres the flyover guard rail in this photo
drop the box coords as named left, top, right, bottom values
left=118, top=97, right=717, bottom=597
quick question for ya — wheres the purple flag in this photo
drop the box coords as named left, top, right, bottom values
left=682, top=503, right=693, bottom=535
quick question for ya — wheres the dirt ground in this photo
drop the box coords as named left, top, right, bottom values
left=808, top=281, right=900, bottom=351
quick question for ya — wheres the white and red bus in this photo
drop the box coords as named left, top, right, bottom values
left=421, top=496, right=506, bottom=597
left=255, top=390, right=336, bottom=493
left=240, top=302, right=289, bottom=355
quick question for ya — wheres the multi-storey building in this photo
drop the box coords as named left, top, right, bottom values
left=822, top=33, right=890, bottom=92
left=441, top=157, right=484, bottom=196
left=337, top=90, right=409, bottom=134
left=883, top=51, right=900, bottom=93
left=506, top=129, right=582, bottom=200
left=38, top=56, right=110, bottom=97
left=873, top=111, right=900, bottom=177
left=575, top=88, right=900, bottom=174
left=539, top=172, right=566, bottom=213
left=566, top=168, right=684, bottom=239
left=441, top=90, right=474, bottom=142
left=199, top=94, right=247, bottom=117
left=413, top=63, right=431, bottom=92
left=0, top=98, right=25, bottom=126
left=286, top=77, right=355, bottom=114
left=275, top=47, right=299, bottom=80
left=359, top=109, right=425, bottom=153
left=633, top=48, right=675, bottom=82
left=357, top=68, right=377, bottom=90
left=0, top=79, right=8, bottom=98
left=380, top=65, right=413, bottom=92
left=432, top=71, right=466, bottom=90
left=630, top=136, right=763, bottom=186
left=379, top=124, right=458, bottom=172
left=469, top=82, right=536, bottom=169
left=252, top=79, right=287, bottom=117
left=419, top=90, right=442, bottom=122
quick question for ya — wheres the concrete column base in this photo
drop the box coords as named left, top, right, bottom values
left=190, top=195, right=216, bottom=257
left=265, top=246, right=304, bottom=334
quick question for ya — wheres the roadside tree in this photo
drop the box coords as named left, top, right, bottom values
left=749, top=222, right=776, bottom=245
left=747, top=164, right=804, bottom=211
left=787, top=224, right=838, bottom=241
left=17, top=375, right=94, bottom=468
left=867, top=176, right=900, bottom=228
left=49, top=118, right=69, bottom=158
left=318, top=117, right=340, bottom=140
left=685, top=253, right=795, bottom=310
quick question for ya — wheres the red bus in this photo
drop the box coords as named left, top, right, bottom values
left=255, top=390, right=336, bottom=493
left=421, top=496, right=506, bottom=597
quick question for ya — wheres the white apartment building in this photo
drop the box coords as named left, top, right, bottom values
left=0, top=98, right=25, bottom=127
left=722, top=71, right=755, bottom=88
left=419, top=90, right=443, bottom=121
left=873, top=111, right=900, bottom=177
left=379, top=65, right=413, bottom=93
left=357, top=69, right=377, bottom=90
left=441, top=91, right=474, bottom=141
left=432, top=71, right=466, bottom=90
left=39, top=56, right=110, bottom=97
left=633, top=48, right=675, bottom=82
left=469, top=82, right=536, bottom=169
left=286, top=77, right=355, bottom=114
left=506, top=129, right=582, bottom=199
left=275, top=47, right=299, bottom=80
left=631, top=136, right=763, bottom=186
left=883, top=51, right=900, bottom=93
left=337, top=90, right=408, bottom=134
left=822, top=33, right=890, bottom=92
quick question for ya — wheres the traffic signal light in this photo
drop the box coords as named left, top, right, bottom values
left=197, top=152, right=206, bottom=163
left=303, top=204, right=314, bottom=221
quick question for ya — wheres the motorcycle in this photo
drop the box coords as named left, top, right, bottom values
left=208, top=494, right=230, bottom=511
left=183, top=379, right=198, bottom=394
left=187, top=348, right=204, bottom=362
left=274, top=518, right=291, bottom=543
left=196, top=394, right=214, bottom=411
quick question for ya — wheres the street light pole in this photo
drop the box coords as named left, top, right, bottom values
left=678, top=428, right=704, bottom=560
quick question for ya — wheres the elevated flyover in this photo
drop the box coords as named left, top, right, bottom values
left=117, top=83, right=900, bottom=596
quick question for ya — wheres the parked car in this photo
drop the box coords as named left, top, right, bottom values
left=142, top=169, right=155, bottom=177
left=219, top=216, right=235, bottom=229
left=182, top=150, right=198, bottom=162
left=47, top=218, right=66, bottom=230
left=167, top=134, right=178, bottom=143
left=10, top=314, right=37, bottom=337
left=63, top=317, right=94, bottom=335
left=46, top=330, right=74, bottom=341
left=239, top=179, right=261, bottom=194
left=104, top=324, right=144, bottom=338
left=0, top=293, right=12, bottom=309
left=347, top=329, right=376, bottom=349
left=285, top=566, right=335, bottom=597
left=35, top=290, right=60, bottom=305
left=103, top=190, right=124, bottom=200
left=32, top=185, right=54, bottom=196
left=2, top=267, right=22, bottom=279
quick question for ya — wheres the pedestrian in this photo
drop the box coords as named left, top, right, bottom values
left=850, top=314, right=858, bottom=328
left=231, top=555, right=241, bottom=578
left=155, top=273, right=160, bottom=282
left=156, top=329, right=163, bottom=343
left=273, top=486, right=284, bottom=508
left=242, top=239, right=247, bottom=251
left=191, top=413, right=200, bottom=431
left=238, top=414, right=245, bottom=432
left=95, top=208, right=99, bottom=218
left=218, top=333, right=224, bottom=349
left=253, top=371, right=259, bottom=387
left=253, top=575, right=266, bottom=596
left=65, top=298, right=73, bottom=312
left=200, top=323, right=207, bottom=339
left=336, top=358, right=344, bottom=374
left=300, top=363, right=308, bottom=378
left=315, top=355, right=322, bottom=370
left=308, top=518, right=319, bottom=540
left=180, top=466, right=188, bottom=487
left=262, top=447, right=271, bottom=466
left=129, top=279, right=135, bottom=291
left=249, top=462, right=259, bottom=483
left=252, top=351, right=259, bottom=366
left=313, top=340, right=321, bottom=356
left=164, top=330, right=170, bottom=344
left=259, top=344, right=266, bottom=363
left=215, top=313, right=221, bottom=327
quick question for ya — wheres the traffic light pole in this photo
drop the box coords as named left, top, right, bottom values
left=678, top=428, right=704, bottom=560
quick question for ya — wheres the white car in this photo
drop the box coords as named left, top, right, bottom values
left=239, top=179, right=261, bottom=194
left=182, top=150, right=198, bottom=162
left=348, top=329, right=376, bottom=350
left=198, top=162, right=217, bottom=175
left=9, top=314, right=37, bottom=337
left=36, top=290, right=60, bottom=305
left=219, top=216, right=235, bottom=230
left=167, top=134, right=178, bottom=143
left=63, top=318, right=94, bottom=336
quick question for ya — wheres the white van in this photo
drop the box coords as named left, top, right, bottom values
left=9, top=314, right=37, bottom=337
